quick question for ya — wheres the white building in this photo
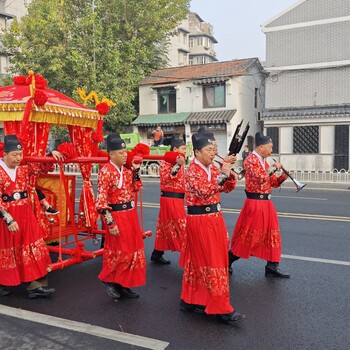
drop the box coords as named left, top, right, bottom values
left=167, top=12, right=218, bottom=67
left=262, top=0, right=350, bottom=171
left=133, top=58, right=267, bottom=159
left=0, top=0, right=32, bottom=140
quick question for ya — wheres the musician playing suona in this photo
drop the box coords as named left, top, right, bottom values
left=228, top=132, right=290, bottom=278
left=180, top=132, right=246, bottom=324
left=0, top=135, right=55, bottom=299
left=96, top=133, right=146, bottom=299
left=151, top=135, right=187, bottom=265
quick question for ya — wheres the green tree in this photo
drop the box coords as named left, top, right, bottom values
left=1, top=0, right=189, bottom=131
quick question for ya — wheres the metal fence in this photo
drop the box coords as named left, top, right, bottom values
left=52, top=163, right=350, bottom=183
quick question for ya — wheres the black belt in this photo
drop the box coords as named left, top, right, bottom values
left=2, top=191, right=28, bottom=202
left=161, top=191, right=185, bottom=199
left=245, top=191, right=271, bottom=200
left=187, top=203, right=222, bottom=215
left=109, top=201, right=135, bottom=212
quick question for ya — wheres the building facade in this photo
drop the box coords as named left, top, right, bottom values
left=167, top=12, right=218, bottom=67
left=133, top=58, right=267, bottom=159
left=262, top=0, right=350, bottom=171
left=0, top=0, right=32, bottom=140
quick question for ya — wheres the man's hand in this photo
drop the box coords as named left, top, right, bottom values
left=8, top=221, right=19, bottom=232
left=221, top=161, right=232, bottom=177
left=132, top=162, right=141, bottom=171
left=176, top=156, right=185, bottom=166
left=224, top=154, right=237, bottom=165
left=51, top=150, right=65, bottom=162
left=109, top=225, right=119, bottom=236
left=273, top=162, right=283, bottom=170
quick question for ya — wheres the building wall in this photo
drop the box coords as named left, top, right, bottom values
left=265, top=21, right=350, bottom=67
left=2, top=0, right=32, bottom=18
left=265, top=66, right=350, bottom=109
left=264, top=0, right=350, bottom=28
left=167, top=12, right=217, bottom=67
left=167, top=18, right=190, bottom=67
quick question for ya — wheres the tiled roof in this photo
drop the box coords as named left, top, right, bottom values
left=131, top=112, right=190, bottom=126
left=141, top=58, right=259, bottom=86
left=263, top=106, right=350, bottom=120
left=186, top=110, right=236, bottom=124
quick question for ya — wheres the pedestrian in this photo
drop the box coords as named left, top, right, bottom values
left=151, top=135, right=187, bottom=265
left=0, top=134, right=56, bottom=299
left=96, top=133, right=146, bottom=299
left=180, top=132, right=246, bottom=324
left=152, top=125, right=164, bottom=146
left=241, top=145, right=251, bottom=162
left=228, top=132, right=290, bottom=277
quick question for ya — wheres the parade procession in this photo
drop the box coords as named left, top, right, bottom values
left=0, top=71, right=305, bottom=329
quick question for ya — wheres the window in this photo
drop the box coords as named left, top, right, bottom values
left=293, top=126, right=319, bottom=153
left=189, top=37, right=194, bottom=48
left=197, top=37, right=203, bottom=46
left=183, top=33, right=187, bottom=45
left=189, top=58, right=193, bottom=65
left=254, top=88, right=258, bottom=108
left=203, top=83, right=226, bottom=108
left=266, top=127, right=279, bottom=154
left=158, top=88, right=176, bottom=114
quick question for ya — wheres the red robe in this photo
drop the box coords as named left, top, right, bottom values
left=154, top=160, right=186, bottom=253
left=96, top=162, right=146, bottom=288
left=181, top=160, right=237, bottom=315
left=230, top=153, right=288, bottom=262
left=0, top=163, right=51, bottom=286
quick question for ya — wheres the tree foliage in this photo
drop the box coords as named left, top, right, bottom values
left=0, top=0, right=190, bottom=131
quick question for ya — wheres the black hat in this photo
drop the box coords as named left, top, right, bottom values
left=192, top=133, right=214, bottom=151
left=197, top=127, right=206, bottom=135
left=197, top=127, right=215, bottom=141
left=4, top=134, right=22, bottom=153
left=106, top=133, right=126, bottom=151
left=170, top=135, right=185, bottom=150
left=255, top=132, right=272, bottom=147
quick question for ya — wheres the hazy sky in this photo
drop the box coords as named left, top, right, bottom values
left=190, top=0, right=299, bottom=61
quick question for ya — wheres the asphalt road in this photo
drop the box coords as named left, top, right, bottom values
left=0, top=178, right=349, bottom=350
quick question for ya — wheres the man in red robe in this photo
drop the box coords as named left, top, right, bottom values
left=229, top=132, right=290, bottom=277
left=151, top=135, right=186, bottom=265
left=180, top=132, right=246, bottom=324
left=96, top=133, right=146, bottom=299
left=0, top=134, right=55, bottom=299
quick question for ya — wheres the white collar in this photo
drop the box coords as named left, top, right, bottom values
left=0, top=159, right=17, bottom=182
left=252, top=150, right=265, bottom=168
left=110, top=160, right=123, bottom=188
left=194, top=158, right=211, bottom=181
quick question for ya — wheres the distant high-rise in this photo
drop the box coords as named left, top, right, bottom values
left=167, top=12, right=218, bottom=67
left=0, top=0, right=33, bottom=77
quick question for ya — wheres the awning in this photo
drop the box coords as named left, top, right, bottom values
left=131, top=112, right=190, bottom=126
left=263, top=106, right=350, bottom=120
left=186, top=110, right=236, bottom=124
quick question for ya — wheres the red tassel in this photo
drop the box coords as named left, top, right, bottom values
left=164, top=151, right=184, bottom=165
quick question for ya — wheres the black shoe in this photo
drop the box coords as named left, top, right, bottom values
left=265, top=267, right=290, bottom=278
left=28, top=286, right=56, bottom=299
left=180, top=300, right=206, bottom=314
left=150, top=256, right=171, bottom=265
left=217, top=311, right=247, bottom=323
left=0, top=288, right=11, bottom=297
left=45, top=206, right=59, bottom=215
left=101, top=282, right=121, bottom=299
left=116, top=285, right=139, bottom=298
